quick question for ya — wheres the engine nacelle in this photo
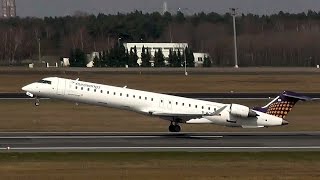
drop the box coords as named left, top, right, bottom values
left=229, top=104, right=257, bottom=118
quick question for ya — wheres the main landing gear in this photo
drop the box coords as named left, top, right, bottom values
left=35, top=97, right=40, bottom=106
left=169, top=122, right=181, bottom=132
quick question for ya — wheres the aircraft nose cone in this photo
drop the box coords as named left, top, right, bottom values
left=282, top=120, right=289, bottom=126
left=22, top=84, right=31, bottom=91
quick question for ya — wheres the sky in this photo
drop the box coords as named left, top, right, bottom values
left=13, top=0, right=320, bottom=17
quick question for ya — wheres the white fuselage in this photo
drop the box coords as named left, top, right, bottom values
left=22, top=77, right=284, bottom=128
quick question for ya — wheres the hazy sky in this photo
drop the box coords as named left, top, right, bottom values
left=14, top=0, right=320, bottom=17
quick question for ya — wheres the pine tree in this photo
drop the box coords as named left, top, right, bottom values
left=69, top=48, right=87, bottom=67
left=154, top=49, right=165, bottom=67
left=141, top=46, right=150, bottom=67
left=203, top=56, right=212, bottom=67
left=185, top=47, right=195, bottom=67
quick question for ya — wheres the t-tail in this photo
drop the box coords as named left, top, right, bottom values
left=253, top=91, right=311, bottom=119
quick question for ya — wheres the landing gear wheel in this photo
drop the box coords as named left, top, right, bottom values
left=169, top=125, right=175, bottom=132
left=168, top=124, right=181, bottom=132
left=174, top=125, right=181, bottom=132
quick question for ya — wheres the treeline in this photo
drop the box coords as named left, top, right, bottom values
left=2, top=10, right=320, bottom=66
left=70, top=44, right=199, bottom=68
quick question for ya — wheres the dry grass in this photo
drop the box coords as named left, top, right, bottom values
left=0, top=152, right=319, bottom=180
left=1, top=73, right=320, bottom=93
left=0, top=99, right=318, bottom=132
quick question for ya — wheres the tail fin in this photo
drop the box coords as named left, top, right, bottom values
left=253, top=91, right=311, bottom=119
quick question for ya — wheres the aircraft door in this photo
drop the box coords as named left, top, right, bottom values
left=57, top=79, right=66, bottom=95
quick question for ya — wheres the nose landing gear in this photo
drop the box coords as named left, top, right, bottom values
left=35, top=97, right=40, bottom=106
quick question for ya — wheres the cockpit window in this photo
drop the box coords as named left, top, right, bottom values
left=38, top=79, right=52, bottom=85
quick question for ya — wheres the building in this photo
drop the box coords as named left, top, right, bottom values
left=193, top=53, right=210, bottom=67
left=2, top=0, right=16, bottom=18
left=124, top=43, right=188, bottom=65
left=124, top=42, right=210, bottom=67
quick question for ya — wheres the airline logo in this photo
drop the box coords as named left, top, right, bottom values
left=73, top=81, right=101, bottom=89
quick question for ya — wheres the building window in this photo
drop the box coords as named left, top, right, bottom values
left=198, top=57, right=203, bottom=62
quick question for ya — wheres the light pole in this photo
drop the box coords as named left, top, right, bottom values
left=38, top=38, right=41, bottom=63
left=184, top=46, right=188, bottom=76
left=230, top=8, right=239, bottom=68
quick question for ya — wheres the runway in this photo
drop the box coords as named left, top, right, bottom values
left=0, top=132, right=319, bottom=152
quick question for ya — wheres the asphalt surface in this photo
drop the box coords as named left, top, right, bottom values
left=0, top=132, right=319, bottom=152
left=1, top=92, right=320, bottom=100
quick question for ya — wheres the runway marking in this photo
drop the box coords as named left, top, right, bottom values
left=1, top=146, right=320, bottom=151
left=0, top=136, right=224, bottom=139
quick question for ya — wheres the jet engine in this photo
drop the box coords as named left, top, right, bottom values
left=229, top=104, right=257, bottom=118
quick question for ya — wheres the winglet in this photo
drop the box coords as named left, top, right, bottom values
left=76, top=78, right=80, bottom=81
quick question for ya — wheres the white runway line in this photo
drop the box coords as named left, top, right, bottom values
left=0, top=136, right=224, bottom=139
left=1, top=146, right=320, bottom=151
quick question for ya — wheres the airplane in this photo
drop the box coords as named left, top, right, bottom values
left=22, top=77, right=311, bottom=132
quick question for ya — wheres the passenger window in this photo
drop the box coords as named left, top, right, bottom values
left=208, top=107, right=211, bottom=111
left=94, top=89, right=96, bottom=92
left=120, top=93, right=122, bottom=96
left=195, top=105, right=198, bottom=108
left=81, top=87, right=83, bottom=90
left=161, top=100, right=163, bottom=103
left=151, top=98, right=154, bottom=101
left=114, top=92, right=116, bottom=95
left=189, top=104, right=191, bottom=107
left=75, top=86, right=78, bottom=89
left=101, top=90, right=103, bottom=93
left=169, top=101, right=171, bottom=104
left=182, top=103, right=184, bottom=106
left=127, top=94, right=129, bottom=97
left=133, top=95, right=135, bottom=98
left=139, top=96, right=141, bottom=99
left=107, top=91, right=109, bottom=94
left=145, top=97, right=147, bottom=100
left=176, top=102, right=178, bottom=105
left=87, top=88, right=90, bottom=91
left=202, top=106, right=204, bottom=109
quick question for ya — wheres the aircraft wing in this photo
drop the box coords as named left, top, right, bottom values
left=148, top=106, right=228, bottom=119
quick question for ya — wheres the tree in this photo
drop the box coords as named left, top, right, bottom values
left=185, top=47, right=195, bottom=67
left=69, top=48, right=87, bottom=67
left=203, top=56, right=212, bottom=67
left=128, top=46, right=139, bottom=67
left=141, top=46, right=151, bottom=67
left=154, top=49, right=165, bottom=67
